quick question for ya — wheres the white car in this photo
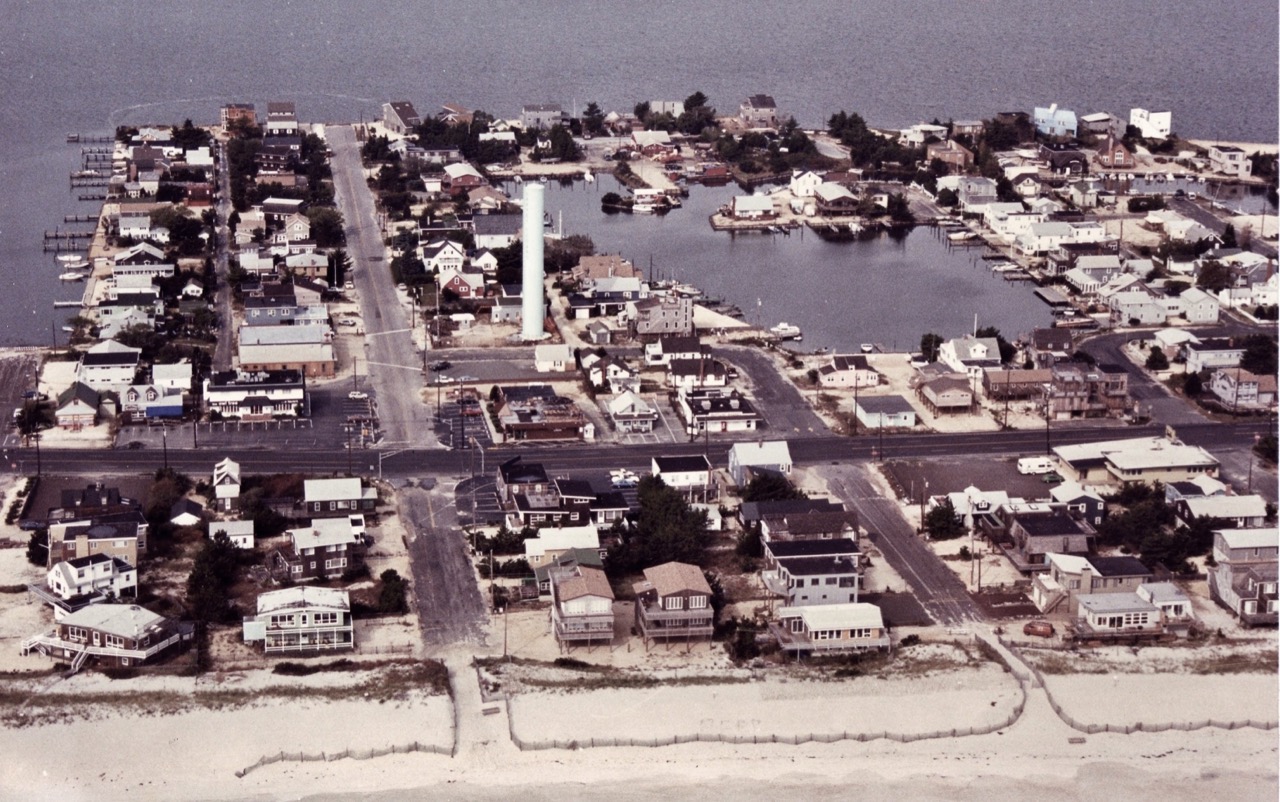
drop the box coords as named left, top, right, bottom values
left=339, top=319, right=358, bottom=327
left=348, top=391, right=369, bottom=400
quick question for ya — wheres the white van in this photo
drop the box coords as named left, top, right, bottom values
left=1017, top=457, right=1056, bottom=475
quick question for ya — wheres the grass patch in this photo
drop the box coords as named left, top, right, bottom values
left=1186, top=650, right=1278, bottom=675
left=0, top=658, right=449, bottom=728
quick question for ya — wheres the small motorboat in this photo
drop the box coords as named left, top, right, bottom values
left=58, top=271, right=86, bottom=281
left=770, top=322, right=802, bottom=340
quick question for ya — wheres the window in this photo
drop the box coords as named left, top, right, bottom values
left=688, top=595, right=707, bottom=609
left=825, top=578, right=837, bottom=585
left=104, top=634, right=124, bottom=649
left=329, top=501, right=337, bottom=511
left=810, top=578, right=819, bottom=587
left=664, top=596, right=684, bottom=611
left=291, top=565, right=302, bottom=574
left=313, top=612, right=339, bottom=626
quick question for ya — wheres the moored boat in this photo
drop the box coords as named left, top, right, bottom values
left=58, top=271, right=85, bottom=281
left=770, top=322, right=802, bottom=340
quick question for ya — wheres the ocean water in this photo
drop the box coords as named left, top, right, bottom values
left=0, top=0, right=1275, bottom=344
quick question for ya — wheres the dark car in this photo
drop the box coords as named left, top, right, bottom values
left=430, top=360, right=452, bottom=372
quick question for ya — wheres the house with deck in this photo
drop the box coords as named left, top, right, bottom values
left=772, top=602, right=889, bottom=654
left=243, top=586, right=354, bottom=654
left=633, top=562, right=714, bottom=646
left=1209, top=528, right=1278, bottom=626
left=996, top=503, right=1097, bottom=572
left=549, top=564, right=615, bottom=648
left=21, top=604, right=187, bottom=670
left=1031, top=553, right=1152, bottom=614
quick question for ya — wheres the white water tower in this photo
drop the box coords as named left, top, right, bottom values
left=520, top=182, right=547, bottom=341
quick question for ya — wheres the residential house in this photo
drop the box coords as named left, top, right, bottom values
left=439, top=266, right=487, bottom=300
left=1016, top=221, right=1108, bottom=256
left=668, top=358, right=728, bottom=390
left=644, top=335, right=706, bottom=367
left=270, top=516, right=367, bottom=581
left=1136, top=582, right=1196, bottom=632
left=1209, top=368, right=1277, bottom=410
left=813, top=183, right=859, bottom=215
left=854, top=395, right=918, bottom=429
left=21, top=604, right=186, bottom=669
left=520, top=103, right=565, bottom=131
left=739, top=94, right=779, bottom=128
left=533, top=344, right=573, bottom=373
left=496, top=458, right=550, bottom=504
left=1033, top=103, right=1078, bottom=137
left=1052, top=435, right=1219, bottom=485
left=1164, top=475, right=1228, bottom=504
left=956, top=176, right=998, bottom=212
left=471, top=214, right=522, bottom=249
left=55, top=383, right=100, bottom=430
left=508, top=478, right=594, bottom=530
left=44, top=554, right=137, bottom=608
left=741, top=498, right=844, bottom=530
left=572, top=254, right=641, bottom=286
left=221, top=103, right=257, bottom=128
left=1049, top=482, right=1106, bottom=527
left=1047, top=363, right=1130, bottom=419
left=729, top=195, right=776, bottom=220
left=46, top=484, right=137, bottom=527
left=1029, top=328, right=1074, bottom=367
left=550, top=565, right=615, bottom=648
left=586, top=357, right=640, bottom=394
left=77, top=340, right=142, bottom=392
left=243, top=586, right=353, bottom=654
left=204, top=369, right=307, bottom=420
left=1208, top=145, right=1251, bottom=178
left=760, top=509, right=858, bottom=543
left=1031, top=553, right=1152, bottom=614
left=938, top=335, right=1002, bottom=380
left=651, top=455, right=713, bottom=499
left=818, top=354, right=879, bottom=389
left=1109, top=289, right=1167, bottom=326
left=382, top=101, right=421, bottom=135
left=1096, top=135, right=1135, bottom=169
left=1129, top=108, right=1172, bottom=139
left=630, top=129, right=674, bottom=156
left=524, top=525, right=602, bottom=568
left=303, top=478, right=377, bottom=518
left=422, top=239, right=467, bottom=273
left=607, top=391, right=659, bottom=434
left=169, top=498, right=204, bottom=528
left=120, top=383, right=183, bottom=420
left=674, top=387, right=761, bottom=437
left=1072, top=593, right=1163, bottom=639
left=265, top=101, right=298, bottom=136
left=533, top=549, right=603, bottom=596
left=1175, top=495, right=1269, bottom=529
left=900, top=123, right=948, bottom=146
left=1178, top=287, right=1220, bottom=323
left=926, top=139, right=973, bottom=169
left=952, top=120, right=985, bottom=138
left=633, top=561, right=714, bottom=644
left=209, top=519, right=255, bottom=550
left=789, top=170, right=824, bottom=198
left=997, top=503, right=1097, bottom=572
left=1184, top=338, right=1245, bottom=374
left=772, top=602, right=889, bottom=653
left=762, top=551, right=860, bottom=607
left=1079, top=111, right=1119, bottom=136
left=918, top=375, right=973, bottom=414
left=727, top=441, right=793, bottom=487
left=1208, top=528, right=1278, bottom=626
left=982, top=368, right=1053, bottom=401
left=47, top=513, right=147, bottom=568
left=112, top=242, right=175, bottom=279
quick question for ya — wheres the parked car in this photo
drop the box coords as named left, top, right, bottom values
left=430, top=360, right=452, bottom=372
left=1023, top=620, right=1055, bottom=638
left=1041, top=472, right=1064, bottom=484
left=348, top=391, right=369, bottom=400
left=339, top=319, right=359, bottom=327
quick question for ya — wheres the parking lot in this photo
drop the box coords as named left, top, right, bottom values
left=433, top=390, right=494, bottom=451
left=881, top=456, right=1064, bottom=503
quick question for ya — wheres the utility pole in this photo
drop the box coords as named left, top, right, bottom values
left=161, top=425, right=169, bottom=470
left=1043, top=384, right=1051, bottom=456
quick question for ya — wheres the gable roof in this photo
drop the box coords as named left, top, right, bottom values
left=642, top=561, right=711, bottom=597
left=554, top=565, right=614, bottom=602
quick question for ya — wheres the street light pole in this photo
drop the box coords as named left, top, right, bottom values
left=1249, top=434, right=1260, bottom=493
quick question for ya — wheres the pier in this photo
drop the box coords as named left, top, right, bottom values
left=78, top=193, right=106, bottom=202
left=44, top=229, right=96, bottom=240
left=69, top=175, right=109, bottom=187
left=66, top=133, right=113, bottom=144
left=63, top=214, right=99, bottom=223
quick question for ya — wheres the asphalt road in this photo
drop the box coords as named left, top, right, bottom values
left=212, top=142, right=234, bottom=372
left=398, top=483, right=488, bottom=646
left=721, top=345, right=828, bottom=435
left=821, top=463, right=981, bottom=627
left=1167, top=196, right=1277, bottom=259
left=327, top=125, right=434, bottom=448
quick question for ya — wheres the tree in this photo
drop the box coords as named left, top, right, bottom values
left=606, top=476, right=710, bottom=575
left=1145, top=346, right=1169, bottom=371
left=582, top=102, right=605, bottom=136
left=976, top=326, right=1017, bottom=365
left=923, top=498, right=966, bottom=540
left=683, top=92, right=708, bottom=112
left=741, top=473, right=806, bottom=503
left=1256, top=433, right=1278, bottom=466
left=1183, top=372, right=1203, bottom=396
left=1196, top=260, right=1233, bottom=293
left=186, top=531, right=241, bottom=623
left=1220, top=223, right=1237, bottom=249
left=633, top=101, right=651, bottom=123
left=378, top=569, right=409, bottom=614
left=920, top=332, right=943, bottom=363
left=26, top=530, right=47, bottom=567
left=1240, top=335, right=1278, bottom=376
left=307, top=207, right=345, bottom=248
left=936, top=187, right=959, bottom=207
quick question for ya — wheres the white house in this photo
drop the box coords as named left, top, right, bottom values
left=46, top=554, right=137, bottom=604
left=817, top=354, right=879, bottom=389
left=938, top=335, right=1001, bottom=380
left=730, top=195, right=775, bottom=220
left=524, top=525, right=602, bottom=567
left=1178, top=287, right=1220, bottom=323
left=1129, top=108, right=1172, bottom=140
left=242, top=586, right=354, bottom=654
left=789, top=170, right=824, bottom=198
left=607, top=391, right=659, bottom=433
left=727, top=441, right=793, bottom=487
left=1208, top=146, right=1251, bottom=178
left=854, top=395, right=918, bottom=429
left=534, top=344, right=573, bottom=373
left=209, top=519, right=255, bottom=550
left=652, top=455, right=713, bottom=498
left=77, top=340, right=142, bottom=392
left=1033, top=104, right=1078, bottom=137
left=775, top=602, right=890, bottom=653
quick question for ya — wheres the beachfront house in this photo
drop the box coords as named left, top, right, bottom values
left=632, top=562, right=715, bottom=646
left=1208, top=528, right=1278, bottom=626
left=1031, top=553, right=1152, bottom=615
left=1208, top=146, right=1251, bottom=178
left=21, top=604, right=187, bottom=671
left=772, top=602, right=889, bottom=654
left=243, top=586, right=354, bottom=654
left=549, top=564, right=615, bottom=649
left=1072, top=593, right=1163, bottom=639
left=43, top=553, right=138, bottom=608
left=739, top=94, right=780, bottom=128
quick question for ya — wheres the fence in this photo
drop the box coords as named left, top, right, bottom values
left=1000, top=635, right=1279, bottom=735
left=503, top=654, right=1032, bottom=753
left=235, top=741, right=454, bottom=778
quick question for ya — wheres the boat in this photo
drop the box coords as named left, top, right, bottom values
left=948, top=230, right=978, bottom=242
left=57, top=257, right=88, bottom=269
left=582, top=170, right=594, bottom=183
left=770, top=322, right=802, bottom=340
left=672, top=283, right=703, bottom=298
left=990, top=262, right=1019, bottom=273
left=860, top=344, right=874, bottom=354
left=61, top=325, right=75, bottom=332
left=58, top=271, right=85, bottom=281
left=57, top=253, right=86, bottom=264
